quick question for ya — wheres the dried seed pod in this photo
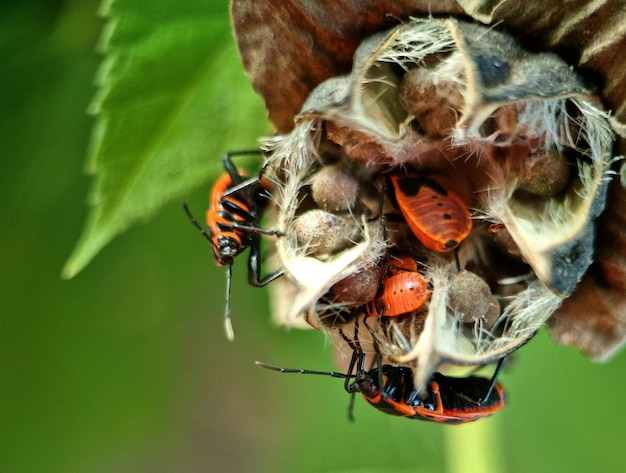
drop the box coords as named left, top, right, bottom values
left=256, top=16, right=616, bottom=386
left=292, top=209, right=358, bottom=257
left=488, top=223, right=523, bottom=258
left=399, top=59, right=465, bottom=137
left=299, top=16, right=613, bottom=297
left=325, top=121, right=395, bottom=165
left=326, top=264, right=382, bottom=307
left=311, top=164, right=360, bottom=212
left=387, top=311, right=429, bottom=342
left=517, top=148, right=571, bottom=197
left=233, top=0, right=626, bottom=137
left=263, top=123, right=388, bottom=327
left=449, top=270, right=499, bottom=327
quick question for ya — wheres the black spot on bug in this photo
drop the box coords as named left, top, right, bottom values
left=445, top=240, right=458, bottom=249
left=397, top=176, right=448, bottom=197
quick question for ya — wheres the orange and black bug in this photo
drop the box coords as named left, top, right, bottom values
left=366, top=197, right=432, bottom=318
left=389, top=174, right=472, bottom=252
left=257, top=357, right=505, bottom=424
left=184, top=151, right=283, bottom=340
left=366, top=257, right=431, bottom=317
left=257, top=328, right=506, bottom=423
left=359, top=365, right=506, bottom=424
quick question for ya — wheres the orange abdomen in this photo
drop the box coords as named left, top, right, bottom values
left=390, top=174, right=472, bottom=252
left=368, top=271, right=431, bottom=317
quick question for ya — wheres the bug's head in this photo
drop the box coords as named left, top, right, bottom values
left=348, top=370, right=380, bottom=399
left=213, top=236, right=240, bottom=266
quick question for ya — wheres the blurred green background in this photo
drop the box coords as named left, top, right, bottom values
left=2, top=1, right=625, bottom=472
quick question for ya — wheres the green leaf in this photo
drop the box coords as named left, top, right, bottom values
left=63, top=0, right=271, bottom=278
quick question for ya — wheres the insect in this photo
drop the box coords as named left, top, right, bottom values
left=184, top=151, right=283, bottom=340
left=366, top=257, right=431, bottom=317
left=257, top=335, right=506, bottom=423
left=360, top=365, right=506, bottom=423
left=389, top=174, right=472, bottom=252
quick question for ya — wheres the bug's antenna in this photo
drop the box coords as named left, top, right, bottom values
left=184, top=201, right=234, bottom=339
left=255, top=362, right=351, bottom=379
left=224, top=264, right=234, bottom=341
left=184, top=202, right=214, bottom=242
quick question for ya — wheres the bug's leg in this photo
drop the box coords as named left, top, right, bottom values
left=247, top=233, right=284, bottom=287
left=218, top=194, right=284, bottom=236
left=222, top=150, right=263, bottom=186
left=347, top=390, right=357, bottom=423
left=346, top=348, right=360, bottom=422
left=228, top=220, right=284, bottom=237
left=431, top=380, right=445, bottom=413
left=369, top=328, right=386, bottom=399
left=220, top=176, right=260, bottom=204
left=360, top=315, right=384, bottom=388
left=481, top=356, right=507, bottom=404
left=337, top=327, right=361, bottom=422
left=338, top=329, right=359, bottom=391
left=221, top=151, right=263, bottom=209
left=219, top=178, right=284, bottom=237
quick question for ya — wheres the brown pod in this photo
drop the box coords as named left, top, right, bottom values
left=399, top=63, right=464, bottom=137
left=517, top=148, right=571, bottom=197
left=327, top=265, right=382, bottom=307
left=292, top=210, right=358, bottom=257
left=311, top=163, right=360, bottom=212
left=325, top=122, right=395, bottom=165
left=449, top=270, right=499, bottom=328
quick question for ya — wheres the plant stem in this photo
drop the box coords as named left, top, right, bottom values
left=444, top=417, right=505, bottom=473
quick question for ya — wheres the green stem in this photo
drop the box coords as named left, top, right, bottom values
left=444, top=417, right=505, bottom=473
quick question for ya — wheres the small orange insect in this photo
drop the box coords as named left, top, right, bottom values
left=388, top=255, right=419, bottom=274
left=390, top=174, right=472, bottom=252
left=184, top=151, right=283, bottom=340
left=366, top=271, right=431, bottom=317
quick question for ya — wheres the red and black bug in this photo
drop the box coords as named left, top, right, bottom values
left=390, top=174, right=472, bottom=252
left=184, top=151, right=283, bottom=340
left=358, top=364, right=506, bottom=424
left=366, top=257, right=431, bottom=317
left=257, top=334, right=505, bottom=423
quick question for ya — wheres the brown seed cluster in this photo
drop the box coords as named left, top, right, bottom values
left=253, top=18, right=615, bottom=392
left=176, top=16, right=615, bottom=419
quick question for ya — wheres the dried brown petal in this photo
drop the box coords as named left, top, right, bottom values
left=457, top=0, right=626, bottom=136
left=233, top=1, right=626, bottom=138
left=259, top=17, right=617, bottom=387
left=231, top=0, right=464, bottom=132
left=237, top=1, right=626, bottom=368
left=548, top=176, right=626, bottom=361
